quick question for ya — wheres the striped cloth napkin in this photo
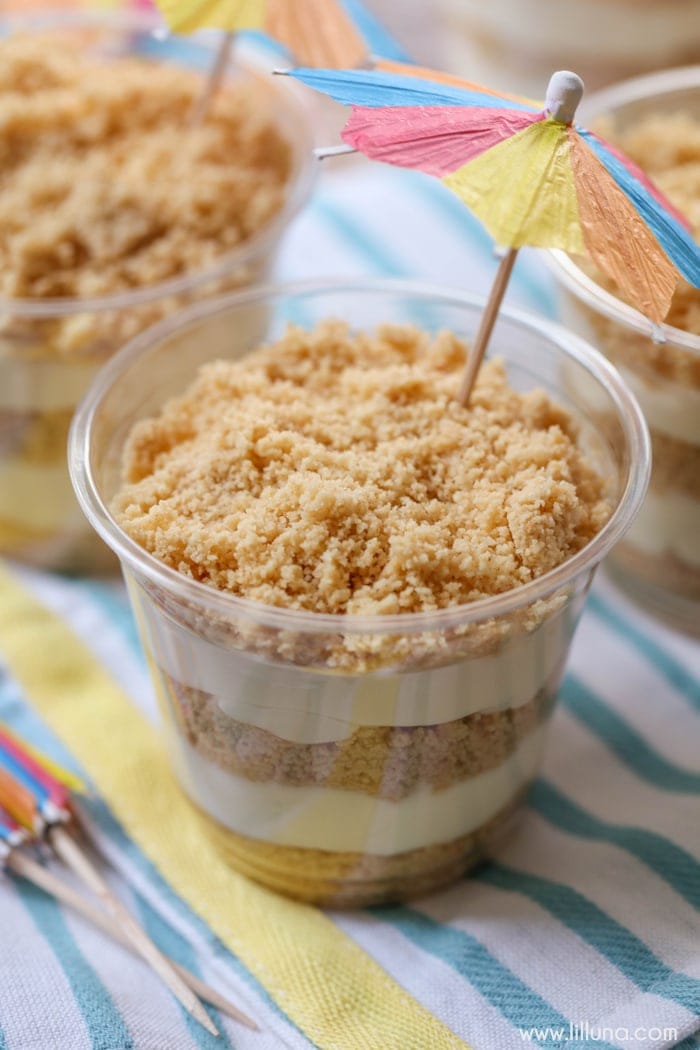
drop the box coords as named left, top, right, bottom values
left=1, top=23, right=699, bottom=1050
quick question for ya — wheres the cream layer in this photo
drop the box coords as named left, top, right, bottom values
left=556, top=302, right=700, bottom=447
left=438, top=0, right=700, bottom=64
left=0, top=352, right=100, bottom=413
left=624, top=490, right=700, bottom=567
left=141, top=594, right=570, bottom=744
left=0, top=461, right=81, bottom=532
left=617, top=366, right=700, bottom=447
left=170, top=725, right=547, bottom=855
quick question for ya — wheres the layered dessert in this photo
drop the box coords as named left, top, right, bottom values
left=0, top=27, right=299, bottom=571
left=111, top=320, right=611, bottom=904
left=436, top=0, right=700, bottom=96
left=560, top=109, right=700, bottom=611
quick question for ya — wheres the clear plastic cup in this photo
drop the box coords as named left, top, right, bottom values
left=434, top=0, right=700, bottom=99
left=0, top=10, right=315, bottom=574
left=69, top=279, right=649, bottom=906
left=547, top=67, right=700, bottom=635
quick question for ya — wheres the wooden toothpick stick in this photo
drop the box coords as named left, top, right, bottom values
left=189, top=32, right=234, bottom=127
left=49, top=825, right=220, bottom=1037
left=6, top=849, right=258, bottom=1030
left=313, top=143, right=358, bottom=160
left=457, top=247, right=519, bottom=406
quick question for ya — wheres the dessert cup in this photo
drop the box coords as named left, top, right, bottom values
left=70, top=279, right=649, bottom=906
left=547, top=67, right=700, bottom=635
left=0, top=10, right=315, bottom=574
left=435, top=0, right=700, bottom=98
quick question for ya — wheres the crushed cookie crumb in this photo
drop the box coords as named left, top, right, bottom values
left=113, top=321, right=611, bottom=615
left=0, top=33, right=291, bottom=312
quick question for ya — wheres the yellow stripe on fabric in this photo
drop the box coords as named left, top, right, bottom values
left=444, top=119, right=586, bottom=252
left=0, top=566, right=469, bottom=1050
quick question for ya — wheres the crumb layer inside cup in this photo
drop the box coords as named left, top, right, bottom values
left=110, top=319, right=611, bottom=903
left=113, top=321, right=610, bottom=617
left=0, top=25, right=298, bottom=569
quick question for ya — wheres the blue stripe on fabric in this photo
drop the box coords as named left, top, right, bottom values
left=477, top=863, right=700, bottom=1014
left=137, top=22, right=290, bottom=64
left=0, top=1019, right=7, bottom=1050
left=134, top=894, right=226, bottom=1049
left=318, top=170, right=556, bottom=326
left=314, top=197, right=443, bottom=330
left=238, top=29, right=288, bottom=58
left=313, top=197, right=408, bottom=276
left=17, top=878, right=135, bottom=1050
left=0, top=676, right=84, bottom=781
left=371, top=905, right=617, bottom=1050
left=289, top=68, right=538, bottom=111
left=578, top=128, right=700, bottom=287
left=341, top=0, right=412, bottom=61
left=134, top=31, right=214, bottom=71
left=82, top=581, right=145, bottom=670
left=531, top=781, right=700, bottom=911
left=587, top=593, right=700, bottom=714
left=395, top=169, right=557, bottom=316
left=562, top=676, right=700, bottom=793
left=81, top=797, right=298, bottom=1030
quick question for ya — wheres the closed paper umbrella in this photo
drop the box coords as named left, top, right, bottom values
left=0, top=802, right=257, bottom=1028
left=0, top=724, right=73, bottom=828
left=156, top=0, right=366, bottom=66
left=0, top=725, right=220, bottom=1036
left=286, top=62, right=700, bottom=402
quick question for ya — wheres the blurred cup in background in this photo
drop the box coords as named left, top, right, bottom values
left=548, top=66, right=700, bottom=634
left=0, top=9, right=315, bottom=574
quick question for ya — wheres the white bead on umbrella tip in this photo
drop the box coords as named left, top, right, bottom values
left=545, top=71, right=584, bottom=124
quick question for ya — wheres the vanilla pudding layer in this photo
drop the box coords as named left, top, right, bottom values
left=0, top=461, right=84, bottom=535
left=0, top=346, right=104, bottom=413
left=113, top=319, right=611, bottom=899
left=591, top=366, right=700, bottom=577
left=616, top=365, right=700, bottom=449
left=556, top=298, right=700, bottom=591
left=169, top=723, right=547, bottom=856
left=623, top=491, right=700, bottom=570
left=0, top=405, right=78, bottom=543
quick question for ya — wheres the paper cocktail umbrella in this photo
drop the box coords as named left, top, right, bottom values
left=153, top=0, right=367, bottom=122
left=0, top=724, right=219, bottom=1035
left=154, top=0, right=366, bottom=66
left=287, top=63, right=700, bottom=402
